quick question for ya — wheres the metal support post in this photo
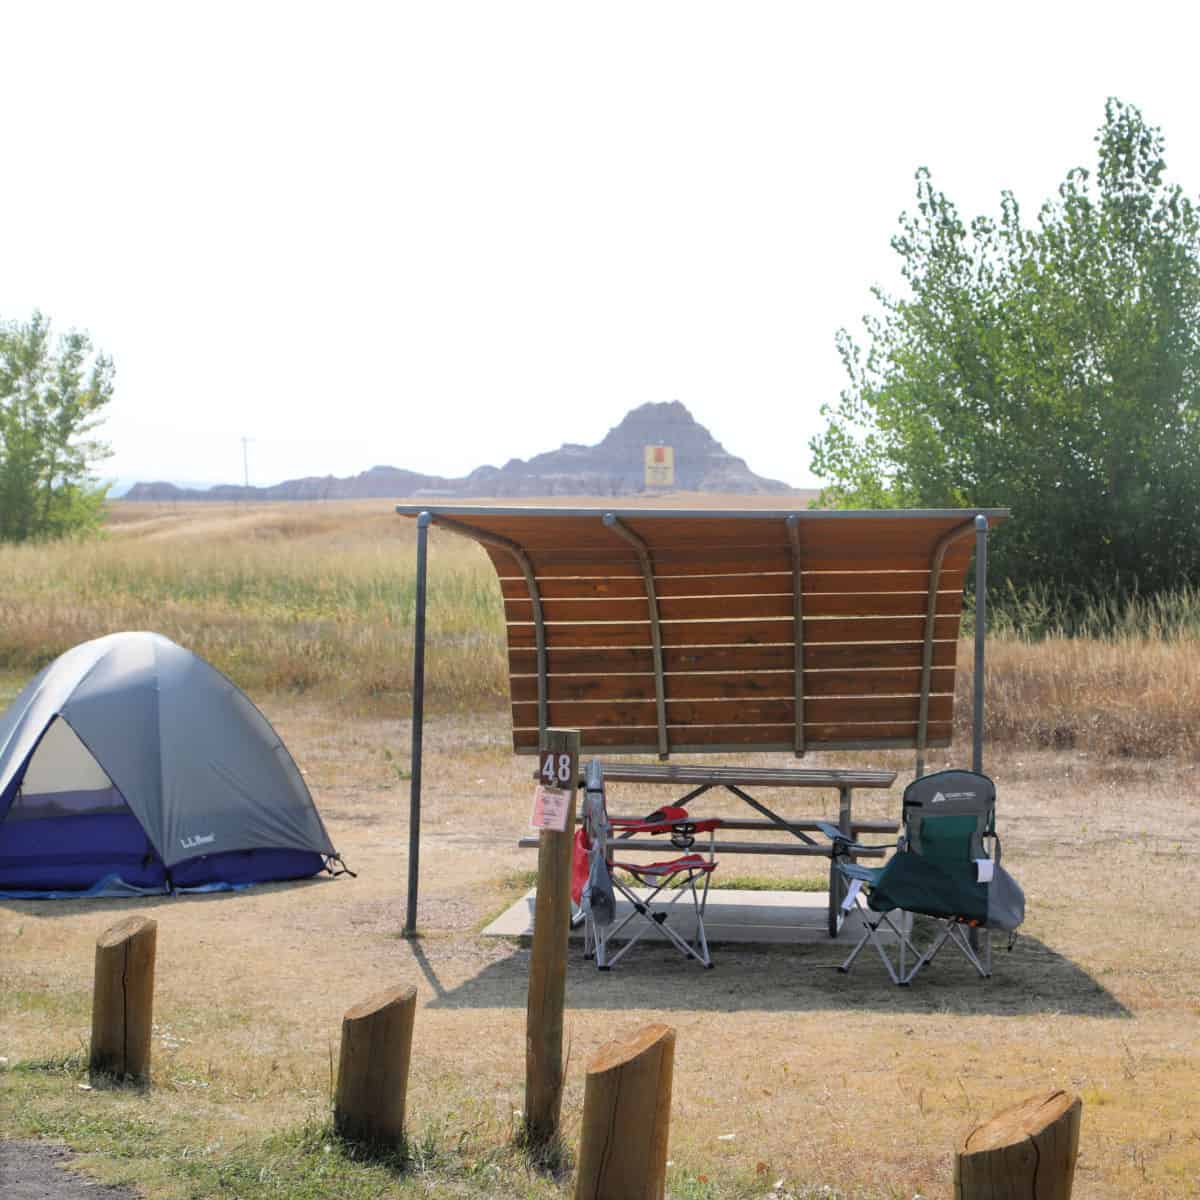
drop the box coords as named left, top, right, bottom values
left=404, top=511, right=431, bottom=937
left=973, top=514, right=988, bottom=774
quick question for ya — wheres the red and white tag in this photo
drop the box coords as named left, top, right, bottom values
left=530, top=784, right=570, bottom=832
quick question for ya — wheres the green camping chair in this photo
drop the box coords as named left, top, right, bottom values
left=819, top=770, right=1024, bottom=986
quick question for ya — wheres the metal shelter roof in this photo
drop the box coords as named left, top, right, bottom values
left=396, top=504, right=1008, bottom=760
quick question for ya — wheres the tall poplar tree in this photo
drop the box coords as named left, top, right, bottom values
left=810, top=100, right=1200, bottom=599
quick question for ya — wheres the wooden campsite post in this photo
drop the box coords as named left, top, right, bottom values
left=574, top=1023, right=676, bottom=1200
left=334, top=984, right=418, bottom=1148
left=954, top=1089, right=1082, bottom=1199
left=524, top=727, right=580, bottom=1149
left=89, top=915, right=157, bottom=1082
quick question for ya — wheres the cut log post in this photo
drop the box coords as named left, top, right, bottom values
left=574, top=1023, right=675, bottom=1200
left=89, top=915, right=157, bottom=1083
left=524, top=728, right=579, bottom=1148
left=954, top=1089, right=1082, bottom=1200
left=334, top=984, right=417, bottom=1148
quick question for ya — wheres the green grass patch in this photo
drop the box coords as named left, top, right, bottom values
left=2, top=985, right=92, bottom=1022
left=2, top=1039, right=949, bottom=1199
left=708, top=874, right=826, bottom=892
left=499, top=869, right=539, bottom=893
left=2, top=1059, right=568, bottom=1199
left=8, top=1050, right=88, bottom=1076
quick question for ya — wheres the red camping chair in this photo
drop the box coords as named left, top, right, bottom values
left=574, top=758, right=722, bottom=969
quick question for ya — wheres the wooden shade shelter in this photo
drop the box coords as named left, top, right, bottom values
left=395, top=504, right=1008, bottom=934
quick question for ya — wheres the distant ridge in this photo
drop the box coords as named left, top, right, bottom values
left=123, top=401, right=796, bottom=501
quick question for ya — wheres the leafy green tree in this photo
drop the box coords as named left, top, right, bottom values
left=810, top=99, right=1200, bottom=600
left=0, top=311, right=114, bottom=542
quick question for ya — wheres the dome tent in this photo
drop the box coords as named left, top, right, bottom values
left=0, top=632, right=340, bottom=897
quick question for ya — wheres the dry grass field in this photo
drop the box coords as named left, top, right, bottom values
left=2, top=499, right=1199, bottom=1199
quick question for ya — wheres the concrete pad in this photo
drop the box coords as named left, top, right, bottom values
left=482, top=887, right=895, bottom=945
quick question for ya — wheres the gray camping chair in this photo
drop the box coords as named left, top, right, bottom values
left=819, top=770, right=1024, bottom=985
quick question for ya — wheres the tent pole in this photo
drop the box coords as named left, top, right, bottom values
left=404, top=511, right=432, bottom=937
left=973, top=514, right=988, bottom=774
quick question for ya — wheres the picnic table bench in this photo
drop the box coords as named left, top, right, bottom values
left=395, top=503, right=1008, bottom=937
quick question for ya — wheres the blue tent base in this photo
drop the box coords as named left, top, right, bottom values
left=0, top=865, right=326, bottom=901
left=0, top=806, right=328, bottom=897
left=0, top=875, right=256, bottom=900
left=171, top=847, right=325, bottom=889
left=0, top=874, right=170, bottom=900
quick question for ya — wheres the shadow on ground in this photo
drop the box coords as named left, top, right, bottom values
left=414, top=933, right=1130, bottom=1018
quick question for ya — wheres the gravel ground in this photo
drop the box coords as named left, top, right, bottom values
left=0, top=1142, right=138, bottom=1200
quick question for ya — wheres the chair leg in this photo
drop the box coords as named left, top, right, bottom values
left=839, top=898, right=922, bottom=986
left=838, top=927, right=872, bottom=974
left=690, top=875, right=714, bottom=968
left=901, top=923, right=952, bottom=983
left=867, top=921, right=903, bottom=985
left=947, top=923, right=991, bottom=978
left=601, top=881, right=659, bottom=967
left=591, top=871, right=715, bottom=969
left=629, top=872, right=713, bottom=967
left=901, top=921, right=991, bottom=984
left=839, top=914, right=907, bottom=985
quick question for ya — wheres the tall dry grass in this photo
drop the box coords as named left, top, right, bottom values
left=0, top=502, right=508, bottom=713
left=2, top=499, right=1198, bottom=757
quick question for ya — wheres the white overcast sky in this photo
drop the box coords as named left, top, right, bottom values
left=3, top=1, right=1199, bottom=490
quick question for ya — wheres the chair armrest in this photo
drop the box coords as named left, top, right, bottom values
left=815, top=820, right=871, bottom=853
left=838, top=862, right=881, bottom=883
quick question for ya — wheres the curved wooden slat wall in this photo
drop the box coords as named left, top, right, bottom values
left=396, top=506, right=1006, bottom=757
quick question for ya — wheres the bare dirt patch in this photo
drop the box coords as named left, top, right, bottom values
left=0, top=1141, right=139, bottom=1200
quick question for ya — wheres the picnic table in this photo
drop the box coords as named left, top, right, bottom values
left=518, top=761, right=899, bottom=934
left=395, top=503, right=1008, bottom=936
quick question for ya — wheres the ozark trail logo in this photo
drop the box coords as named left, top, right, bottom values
left=180, top=833, right=215, bottom=850
left=930, top=791, right=976, bottom=804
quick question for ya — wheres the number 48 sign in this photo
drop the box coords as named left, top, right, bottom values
left=530, top=746, right=577, bottom=832
left=540, top=751, right=574, bottom=788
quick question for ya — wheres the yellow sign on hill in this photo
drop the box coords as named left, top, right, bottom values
left=644, top=444, right=674, bottom=488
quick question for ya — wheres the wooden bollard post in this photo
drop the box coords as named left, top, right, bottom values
left=524, top=727, right=580, bottom=1148
left=575, top=1023, right=675, bottom=1200
left=89, top=915, right=157, bottom=1082
left=334, top=985, right=417, bottom=1148
left=955, top=1089, right=1082, bottom=1199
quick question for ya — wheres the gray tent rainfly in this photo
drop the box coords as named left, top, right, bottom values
left=0, top=631, right=342, bottom=897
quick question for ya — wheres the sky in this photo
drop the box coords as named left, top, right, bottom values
left=3, top=1, right=1200, bottom=492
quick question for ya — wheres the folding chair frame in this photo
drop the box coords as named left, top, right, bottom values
left=835, top=879, right=920, bottom=985
left=584, top=853, right=717, bottom=969
left=902, top=916, right=992, bottom=982
left=835, top=880, right=993, bottom=985
left=578, top=760, right=720, bottom=970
